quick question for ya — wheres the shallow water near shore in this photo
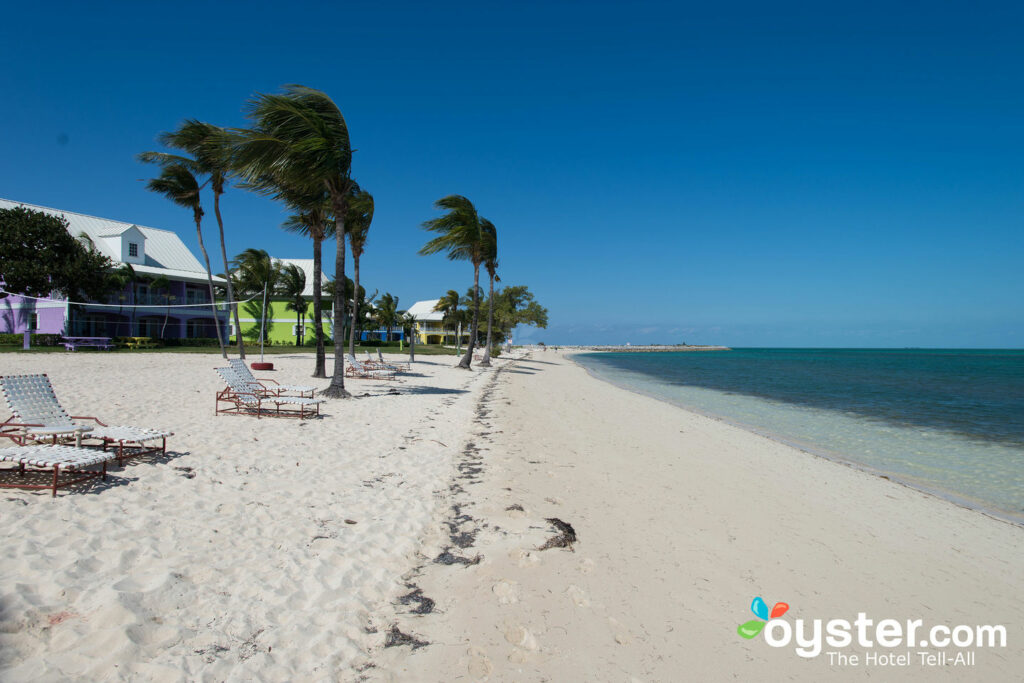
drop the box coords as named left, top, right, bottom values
left=575, top=349, right=1024, bottom=524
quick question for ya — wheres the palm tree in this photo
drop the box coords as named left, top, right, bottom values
left=478, top=220, right=498, bottom=366
left=234, top=85, right=354, bottom=398
left=281, top=191, right=334, bottom=377
left=278, top=263, right=308, bottom=346
left=140, top=121, right=243, bottom=356
left=375, top=293, right=399, bottom=343
left=143, top=163, right=226, bottom=356
left=232, top=248, right=280, bottom=344
left=400, top=311, right=417, bottom=361
left=420, top=195, right=489, bottom=369
left=347, top=186, right=373, bottom=356
left=116, top=264, right=139, bottom=336
left=149, top=274, right=173, bottom=338
left=434, top=289, right=461, bottom=347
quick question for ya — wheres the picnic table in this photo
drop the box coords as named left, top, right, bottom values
left=62, top=336, right=114, bottom=351
left=123, top=336, right=159, bottom=350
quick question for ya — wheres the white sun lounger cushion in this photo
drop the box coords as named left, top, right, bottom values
left=0, top=445, right=117, bottom=470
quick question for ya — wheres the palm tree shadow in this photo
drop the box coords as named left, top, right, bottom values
left=115, top=449, right=191, bottom=467
left=396, top=386, right=470, bottom=396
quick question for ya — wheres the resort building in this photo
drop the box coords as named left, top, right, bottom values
left=0, top=199, right=228, bottom=339
left=406, top=298, right=469, bottom=345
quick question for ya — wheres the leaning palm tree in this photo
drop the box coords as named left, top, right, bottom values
left=478, top=220, right=498, bottom=366
left=140, top=121, right=243, bottom=357
left=143, top=163, right=226, bottom=356
left=347, top=186, right=373, bottom=356
left=278, top=263, right=308, bottom=346
left=234, top=85, right=354, bottom=398
left=280, top=190, right=335, bottom=377
left=420, top=195, right=488, bottom=369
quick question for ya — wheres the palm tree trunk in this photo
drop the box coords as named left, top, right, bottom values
left=480, top=272, right=495, bottom=366
left=458, top=264, right=481, bottom=369
left=323, top=189, right=350, bottom=398
left=213, top=190, right=244, bottom=359
left=312, top=234, right=326, bottom=378
left=348, top=254, right=360, bottom=357
left=162, top=297, right=170, bottom=338
left=129, top=278, right=137, bottom=336
left=193, top=214, right=227, bottom=358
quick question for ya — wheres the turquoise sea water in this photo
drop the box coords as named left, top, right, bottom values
left=574, top=349, right=1024, bottom=524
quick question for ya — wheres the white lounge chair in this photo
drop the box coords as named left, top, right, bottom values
left=215, top=367, right=324, bottom=419
left=228, top=359, right=316, bottom=397
left=0, top=444, right=118, bottom=496
left=377, top=348, right=411, bottom=372
left=345, top=355, right=397, bottom=380
left=0, top=374, right=172, bottom=465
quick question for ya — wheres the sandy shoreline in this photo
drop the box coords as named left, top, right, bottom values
left=1, top=351, right=1021, bottom=681
left=571, top=353, right=1024, bottom=528
left=378, top=352, right=1023, bottom=681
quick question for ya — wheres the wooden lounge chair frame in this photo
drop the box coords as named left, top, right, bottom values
left=0, top=374, right=172, bottom=465
left=0, top=443, right=116, bottom=496
left=345, top=355, right=398, bottom=380
left=215, top=368, right=323, bottom=419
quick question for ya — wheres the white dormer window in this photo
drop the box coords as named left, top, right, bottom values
left=129, top=242, right=138, bottom=257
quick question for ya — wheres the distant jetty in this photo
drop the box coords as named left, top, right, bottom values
left=529, top=344, right=730, bottom=353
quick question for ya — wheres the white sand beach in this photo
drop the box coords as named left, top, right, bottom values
left=0, top=352, right=494, bottom=680
left=1, top=351, right=1021, bottom=681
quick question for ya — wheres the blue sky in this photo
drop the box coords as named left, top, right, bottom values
left=2, top=1, right=1022, bottom=347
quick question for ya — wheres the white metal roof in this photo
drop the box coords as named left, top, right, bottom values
left=273, top=258, right=318, bottom=297
left=406, top=299, right=444, bottom=321
left=0, top=198, right=223, bottom=282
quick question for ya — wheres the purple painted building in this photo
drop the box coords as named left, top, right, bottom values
left=0, top=199, right=228, bottom=339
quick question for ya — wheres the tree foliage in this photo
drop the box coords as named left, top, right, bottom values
left=0, top=206, right=114, bottom=301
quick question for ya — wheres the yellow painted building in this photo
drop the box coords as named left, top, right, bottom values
left=407, top=299, right=470, bottom=345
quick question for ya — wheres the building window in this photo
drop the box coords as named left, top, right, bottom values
left=29, top=313, right=38, bottom=331
left=128, top=242, right=138, bottom=257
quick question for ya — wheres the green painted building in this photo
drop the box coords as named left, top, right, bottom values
left=235, top=259, right=329, bottom=345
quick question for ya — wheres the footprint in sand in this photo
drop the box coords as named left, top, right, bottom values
left=492, top=581, right=520, bottom=605
left=511, top=549, right=540, bottom=568
left=579, top=558, right=595, bottom=575
left=566, top=584, right=590, bottom=607
left=466, top=647, right=493, bottom=678
left=608, top=617, right=632, bottom=645
left=503, top=624, right=538, bottom=651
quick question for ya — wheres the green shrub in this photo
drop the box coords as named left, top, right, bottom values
left=0, top=333, right=63, bottom=346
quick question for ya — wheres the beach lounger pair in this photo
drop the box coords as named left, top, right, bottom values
left=369, top=349, right=411, bottom=373
left=214, top=366, right=324, bottom=419
left=0, top=374, right=174, bottom=496
left=227, top=359, right=316, bottom=398
left=346, top=354, right=398, bottom=380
